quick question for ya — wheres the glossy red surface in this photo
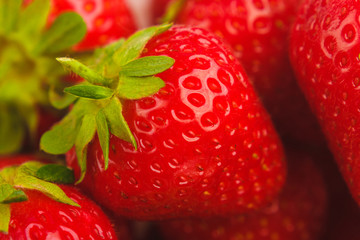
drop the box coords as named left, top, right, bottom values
left=290, top=0, right=360, bottom=206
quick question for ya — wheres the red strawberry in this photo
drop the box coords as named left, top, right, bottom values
left=0, top=155, right=129, bottom=239
left=289, top=0, right=360, bottom=206
left=170, top=0, right=325, bottom=147
left=41, top=24, right=286, bottom=220
left=158, top=149, right=327, bottom=240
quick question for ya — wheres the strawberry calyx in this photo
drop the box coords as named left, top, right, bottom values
left=0, top=0, right=86, bottom=154
left=40, top=23, right=175, bottom=183
left=0, top=161, right=78, bottom=233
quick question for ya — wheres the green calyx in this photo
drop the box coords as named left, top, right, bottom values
left=40, top=23, right=175, bottom=183
left=0, top=0, right=87, bottom=154
left=0, top=161, right=78, bottom=233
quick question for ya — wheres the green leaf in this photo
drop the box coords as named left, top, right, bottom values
left=35, top=164, right=75, bottom=184
left=103, top=98, right=137, bottom=149
left=64, top=85, right=114, bottom=100
left=14, top=162, right=80, bottom=207
left=75, top=114, right=97, bottom=183
left=121, top=56, right=175, bottom=77
left=57, top=57, right=108, bottom=85
left=40, top=115, right=81, bottom=154
left=0, top=0, right=22, bottom=34
left=18, top=0, right=50, bottom=37
left=117, top=75, right=165, bottom=100
left=95, top=110, right=110, bottom=170
left=161, top=0, right=187, bottom=23
left=0, top=175, right=27, bottom=204
left=0, top=204, right=10, bottom=233
left=0, top=184, right=27, bottom=204
left=49, top=86, right=77, bottom=110
left=0, top=106, right=25, bottom=154
left=33, top=12, right=86, bottom=55
left=113, top=23, right=173, bottom=66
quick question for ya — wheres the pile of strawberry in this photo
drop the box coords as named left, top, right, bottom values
left=1, top=0, right=360, bottom=239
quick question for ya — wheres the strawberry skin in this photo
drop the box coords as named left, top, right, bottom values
left=67, top=25, right=286, bottom=220
left=290, top=0, right=360, bottom=205
left=173, top=0, right=325, bottom=146
left=0, top=156, right=130, bottom=240
left=159, top=149, right=327, bottom=240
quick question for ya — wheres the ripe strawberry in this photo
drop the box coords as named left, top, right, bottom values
left=41, top=24, right=286, bottom=220
left=289, top=0, right=360, bottom=206
left=0, top=155, right=129, bottom=239
left=170, top=0, right=324, bottom=147
left=159, top=149, right=327, bottom=240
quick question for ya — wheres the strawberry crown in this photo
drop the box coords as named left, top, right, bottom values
left=0, top=0, right=87, bottom=154
left=0, top=161, right=77, bottom=234
left=40, top=23, right=175, bottom=183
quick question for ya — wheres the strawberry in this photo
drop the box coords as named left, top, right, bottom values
left=289, top=0, right=360, bottom=206
left=39, top=0, right=137, bottom=51
left=158, top=149, right=327, bottom=240
left=41, top=24, right=286, bottom=220
left=0, top=155, right=129, bottom=239
left=168, top=0, right=325, bottom=147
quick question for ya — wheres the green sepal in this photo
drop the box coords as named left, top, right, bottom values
left=40, top=115, right=81, bottom=154
left=113, top=23, right=173, bottom=66
left=103, top=98, right=137, bottom=149
left=161, top=0, right=187, bottom=23
left=0, top=174, right=27, bottom=204
left=95, top=110, right=110, bottom=170
left=93, top=39, right=125, bottom=78
left=121, top=56, right=175, bottom=77
left=64, top=85, right=114, bottom=100
left=40, top=99, right=100, bottom=155
left=49, top=86, right=77, bottom=110
left=13, top=162, right=80, bottom=207
left=75, top=114, right=97, bottom=183
left=57, top=57, right=109, bottom=85
left=18, top=0, right=51, bottom=38
left=0, top=105, right=25, bottom=154
left=33, top=12, right=86, bottom=55
left=0, top=0, right=22, bottom=34
left=117, top=75, right=165, bottom=100
left=0, top=204, right=10, bottom=233
left=35, top=164, right=75, bottom=184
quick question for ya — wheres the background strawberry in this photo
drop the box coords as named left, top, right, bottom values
left=23, top=0, right=137, bottom=51
left=169, top=0, right=325, bottom=147
left=41, top=24, right=286, bottom=220
left=0, top=155, right=130, bottom=239
left=158, top=148, right=327, bottom=240
left=290, top=0, right=360, bottom=206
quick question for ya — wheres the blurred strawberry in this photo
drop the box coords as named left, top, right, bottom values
left=159, top=148, right=327, bottom=240
left=290, top=0, right=360, bottom=206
